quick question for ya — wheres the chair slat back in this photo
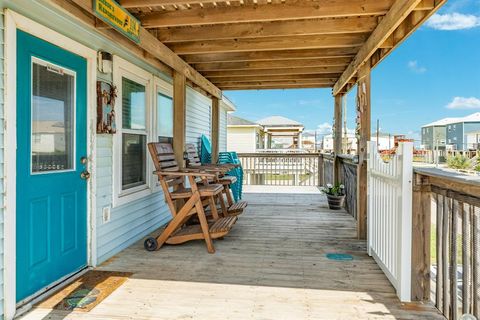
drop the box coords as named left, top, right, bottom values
left=185, top=143, right=202, bottom=167
left=148, top=142, right=183, bottom=188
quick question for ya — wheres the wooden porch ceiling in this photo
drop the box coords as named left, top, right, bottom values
left=120, top=0, right=445, bottom=93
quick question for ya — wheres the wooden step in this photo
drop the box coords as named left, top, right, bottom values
left=209, top=216, right=237, bottom=234
left=228, top=201, right=248, bottom=214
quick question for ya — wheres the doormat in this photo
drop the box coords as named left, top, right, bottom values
left=36, top=270, right=132, bottom=312
left=326, top=253, right=354, bottom=261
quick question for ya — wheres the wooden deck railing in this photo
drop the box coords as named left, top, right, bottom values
left=237, top=152, right=320, bottom=186
left=412, top=167, right=480, bottom=320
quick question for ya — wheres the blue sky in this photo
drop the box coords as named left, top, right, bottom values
left=224, top=0, right=480, bottom=143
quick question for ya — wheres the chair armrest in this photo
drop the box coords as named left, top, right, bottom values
left=154, top=169, right=217, bottom=178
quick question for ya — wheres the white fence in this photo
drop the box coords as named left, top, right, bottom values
left=367, top=141, right=413, bottom=302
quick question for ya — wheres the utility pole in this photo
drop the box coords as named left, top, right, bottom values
left=376, top=119, right=380, bottom=150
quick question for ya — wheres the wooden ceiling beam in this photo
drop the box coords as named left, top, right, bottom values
left=139, top=0, right=394, bottom=28
left=194, top=57, right=352, bottom=71
left=169, top=33, right=369, bottom=54
left=209, top=74, right=341, bottom=83
left=120, top=0, right=218, bottom=8
left=370, top=1, right=446, bottom=68
left=203, top=67, right=344, bottom=78
left=221, top=84, right=333, bottom=90
left=66, top=0, right=221, bottom=98
left=214, top=79, right=336, bottom=87
left=182, top=47, right=359, bottom=63
left=158, top=16, right=379, bottom=43
left=333, top=0, right=434, bottom=95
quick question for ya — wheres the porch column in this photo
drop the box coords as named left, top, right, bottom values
left=211, top=97, right=220, bottom=163
left=356, top=62, right=371, bottom=240
left=264, top=131, right=269, bottom=149
left=298, top=132, right=303, bottom=149
left=333, top=93, right=343, bottom=184
left=173, top=71, right=186, bottom=166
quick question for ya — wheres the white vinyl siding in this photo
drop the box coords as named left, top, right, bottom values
left=0, top=11, right=5, bottom=317
left=219, top=106, right=228, bottom=152
left=227, top=127, right=257, bottom=153
left=186, top=86, right=212, bottom=150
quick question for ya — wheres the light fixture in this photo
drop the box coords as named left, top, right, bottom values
left=98, top=51, right=113, bottom=74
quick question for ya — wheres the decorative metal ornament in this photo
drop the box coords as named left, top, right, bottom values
left=96, top=81, right=117, bottom=134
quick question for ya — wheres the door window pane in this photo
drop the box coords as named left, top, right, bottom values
left=122, top=77, right=146, bottom=130
left=31, top=61, right=75, bottom=173
left=157, top=93, right=173, bottom=140
left=122, top=133, right=146, bottom=190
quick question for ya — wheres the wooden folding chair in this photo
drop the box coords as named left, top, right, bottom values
left=185, top=143, right=247, bottom=216
left=144, top=142, right=237, bottom=253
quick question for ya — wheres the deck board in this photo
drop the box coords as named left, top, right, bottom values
left=22, top=189, right=444, bottom=319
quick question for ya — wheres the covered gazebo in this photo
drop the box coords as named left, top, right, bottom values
left=257, top=116, right=304, bottom=149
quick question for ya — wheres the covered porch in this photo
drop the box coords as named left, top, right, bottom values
left=22, top=187, right=443, bottom=319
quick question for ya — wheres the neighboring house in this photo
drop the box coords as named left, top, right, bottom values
left=445, top=113, right=480, bottom=150
left=421, top=118, right=456, bottom=150
left=227, top=115, right=265, bottom=153
left=421, top=113, right=480, bottom=150
left=466, top=131, right=480, bottom=150
left=323, top=132, right=395, bottom=153
left=257, top=116, right=304, bottom=149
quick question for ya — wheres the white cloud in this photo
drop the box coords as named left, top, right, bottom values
left=407, top=60, right=427, bottom=73
left=316, top=122, right=333, bottom=134
left=446, top=97, right=480, bottom=109
left=426, top=13, right=480, bottom=30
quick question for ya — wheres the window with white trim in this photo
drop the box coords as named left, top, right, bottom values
left=155, top=77, right=174, bottom=144
left=113, top=56, right=153, bottom=207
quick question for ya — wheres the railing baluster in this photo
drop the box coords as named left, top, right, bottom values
left=437, top=193, right=444, bottom=311
left=443, top=196, right=450, bottom=317
left=462, top=202, right=471, bottom=314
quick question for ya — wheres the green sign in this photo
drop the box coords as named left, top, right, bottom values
left=93, top=0, right=140, bottom=43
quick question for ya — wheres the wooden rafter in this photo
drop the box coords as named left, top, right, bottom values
left=158, top=16, right=379, bottom=43
left=193, top=57, right=352, bottom=71
left=169, top=33, right=369, bottom=55
left=182, top=48, right=359, bottom=63
left=139, top=0, right=394, bottom=28
left=333, top=0, right=443, bottom=95
left=214, top=79, right=336, bottom=87
left=120, top=0, right=220, bottom=8
left=208, top=74, right=341, bottom=83
left=202, top=67, right=344, bottom=78
left=221, top=84, right=333, bottom=90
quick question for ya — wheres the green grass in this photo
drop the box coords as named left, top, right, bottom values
left=430, top=224, right=463, bottom=265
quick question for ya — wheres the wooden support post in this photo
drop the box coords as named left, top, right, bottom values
left=173, top=71, right=186, bottom=166
left=211, top=97, right=220, bottom=164
left=411, top=173, right=431, bottom=301
left=356, top=63, right=371, bottom=240
left=333, top=93, right=343, bottom=185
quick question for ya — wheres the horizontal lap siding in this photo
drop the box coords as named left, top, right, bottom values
left=0, top=10, right=5, bottom=317
left=219, top=106, right=227, bottom=152
left=186, top=87, right=212, bottom=151
left=95, top=135, right=171, bottom=263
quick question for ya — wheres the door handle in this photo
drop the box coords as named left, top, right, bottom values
left=80, top=171, right=91, bottom=180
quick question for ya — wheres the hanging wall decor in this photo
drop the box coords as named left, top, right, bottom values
left=96, top=81, right=117, bottom=134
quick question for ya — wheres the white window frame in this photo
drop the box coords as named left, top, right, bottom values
left=152, top=76, right=173, bottom=192
left=113, top=56, right=154, bottom=207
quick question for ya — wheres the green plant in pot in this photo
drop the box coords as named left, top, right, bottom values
left=322, top=183, right=345, bottom=210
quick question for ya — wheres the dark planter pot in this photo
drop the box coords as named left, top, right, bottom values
left=326, top=194, right=345, bottom=210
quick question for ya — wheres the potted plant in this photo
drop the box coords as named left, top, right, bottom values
left=322, top=183, right=346, bottom=210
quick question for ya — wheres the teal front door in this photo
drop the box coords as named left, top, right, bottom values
left=16, top=30, right=88, bottom=302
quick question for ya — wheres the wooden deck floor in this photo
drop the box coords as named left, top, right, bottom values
left=22, top=188, right=444, bottom=319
